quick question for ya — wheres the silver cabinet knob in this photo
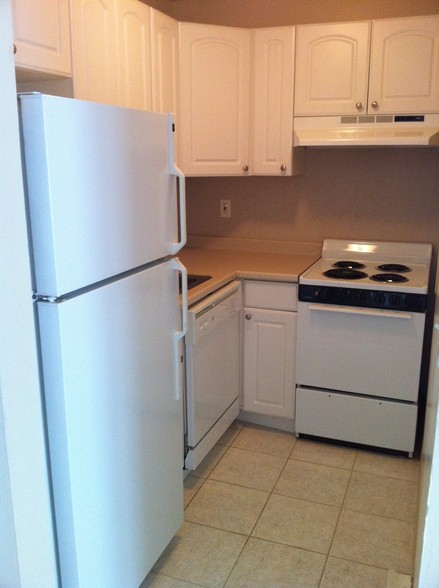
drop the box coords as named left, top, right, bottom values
left=356, top=101, right=363, bottom=110
left=243, top=165, right=249, bottom=172
left=280, top=164, right=286, bottom=172
left=245, top=313, right=252, bottom=320
left=371, top=101, right=379, bottom=109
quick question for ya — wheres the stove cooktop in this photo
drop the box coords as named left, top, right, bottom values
left=300, top=239, right=432, bottom=294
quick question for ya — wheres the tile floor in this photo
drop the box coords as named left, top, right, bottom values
left=143, top=422, right=419, bottom=587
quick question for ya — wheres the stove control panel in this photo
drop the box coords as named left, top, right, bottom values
left=299, top=285, right=427, bottom=312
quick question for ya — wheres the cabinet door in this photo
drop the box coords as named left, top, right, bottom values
left=70, top=0, right=119, bottom=105
left=13, top=0, right=71, bottom=79
left=116, top=0, right=152, bottom=111
left=243, top=307, right=296, bottom=418
left=368, top=16, right=439, bottom=114
left=252, top=27, right=299, bottom=176
left=151, top=9, right=179, bottom=115
left=295, top=22, right=370, bottom=116
left=151, top=10, right=180, bottom=163
left=179, top=23, right=251, bottom=176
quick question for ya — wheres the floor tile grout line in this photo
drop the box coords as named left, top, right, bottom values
left=181, top=518, right=254, bottom=539
left=221, top=432, right=303, bottom=586
left=352, top=448, right=420, bottom=482
left=185, top=428, right=300, bottom=587
left=328, top=552, right=404, bottom=572
left=287, top=456, right=357, bottom=473
left=317, top=448, right=357, bottom=586
left=153, top=569, right=207, bottom=587
left=341, top=505, right=419, bottom=525
left=221, top=534, right=252, bottom=587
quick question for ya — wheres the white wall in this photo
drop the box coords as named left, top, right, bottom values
left=0, top=1, right=58, bottom=586
left=416, top=269, right=439, bottom=586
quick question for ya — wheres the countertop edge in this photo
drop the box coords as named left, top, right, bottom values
left=178, top=245, right=320, bottom=306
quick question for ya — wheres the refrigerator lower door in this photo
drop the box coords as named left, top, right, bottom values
left=37, top=260, right=183, bottom=587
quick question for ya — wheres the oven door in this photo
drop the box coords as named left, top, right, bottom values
left=296, top=301, right=426, bottom=402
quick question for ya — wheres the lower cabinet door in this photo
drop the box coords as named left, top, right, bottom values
left=243, top=306, right=296, bottom=418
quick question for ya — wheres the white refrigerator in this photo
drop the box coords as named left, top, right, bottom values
left=18, top=93, right=187, bottom=587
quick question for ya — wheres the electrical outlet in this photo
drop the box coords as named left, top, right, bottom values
left=220, top=199, right=231, bottom=218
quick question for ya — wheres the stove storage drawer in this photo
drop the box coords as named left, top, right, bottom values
left=295, top=387, right=418, bottom=453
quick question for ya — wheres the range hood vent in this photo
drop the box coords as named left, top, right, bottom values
left=294, top=114, right=439, bottom=147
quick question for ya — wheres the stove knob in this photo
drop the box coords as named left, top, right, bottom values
left=314, top=287, right=328, bottom=300
left=390, top=295, right=400, bottom=306
left=354, top=290, right=363, bottom=302
left=374, top=293, right=385, bottom=305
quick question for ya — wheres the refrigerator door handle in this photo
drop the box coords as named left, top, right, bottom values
left=170, top=163, right=186, bottom=255
left=168, top=114, right=186, bottom=255
left=172, top=258, right=188, bottom=400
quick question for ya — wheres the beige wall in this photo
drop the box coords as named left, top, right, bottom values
left=141, top=0, right=175, bottom=15
left=172, top=0, right=439, bottom=252
left=186, top=149, right=439, bottom=246
left=171, top=0, right=439, bottom=26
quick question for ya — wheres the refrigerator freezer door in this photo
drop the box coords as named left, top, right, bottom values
left=19, top=94, right=183, bottom=296
left=37, top=260, right=183, bottom=587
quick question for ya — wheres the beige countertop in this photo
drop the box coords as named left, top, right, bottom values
left=177, top=246, right=320, bottom=306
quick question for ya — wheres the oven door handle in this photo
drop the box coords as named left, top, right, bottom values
left=308, top=303, right=412, bottom=320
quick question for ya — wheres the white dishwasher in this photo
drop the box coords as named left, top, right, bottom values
left=185, top=281, right=241, bottom=470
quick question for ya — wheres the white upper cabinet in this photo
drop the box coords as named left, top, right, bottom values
left=179, top=23, right=302, bottom=176
left=71, top=0, right=155, bottom=110
left=252, top=27, right=302, bottom=176
left=150, top=9, right=179, bottom=116
left=150, top=9, right=180, bottom=163
left=70, top=0, right=119, bottom=105
left=12, top=0, right=72, bottom=80
left=116, top=0, right=153, bottom=111
left=295, top=15, right=439, bottom=116
left=179, top=23, right=252, bottom=176
left=294, top=21, right=370, bottom=116
left=369, top=15, right=439, bottom=114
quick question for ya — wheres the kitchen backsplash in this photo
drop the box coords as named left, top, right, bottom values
left=186, top=147, right=439, bottom=253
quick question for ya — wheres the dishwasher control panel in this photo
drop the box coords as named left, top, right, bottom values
left=186, top=281, right=242, bottom=345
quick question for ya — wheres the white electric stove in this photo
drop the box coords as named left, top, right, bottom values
left=296, top=239, right=432, bottom=456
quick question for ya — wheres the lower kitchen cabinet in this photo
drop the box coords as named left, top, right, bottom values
left=242, top=281, right=297, bottom=419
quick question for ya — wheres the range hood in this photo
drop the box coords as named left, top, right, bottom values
left=294, top=114, right=439, bottom=147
